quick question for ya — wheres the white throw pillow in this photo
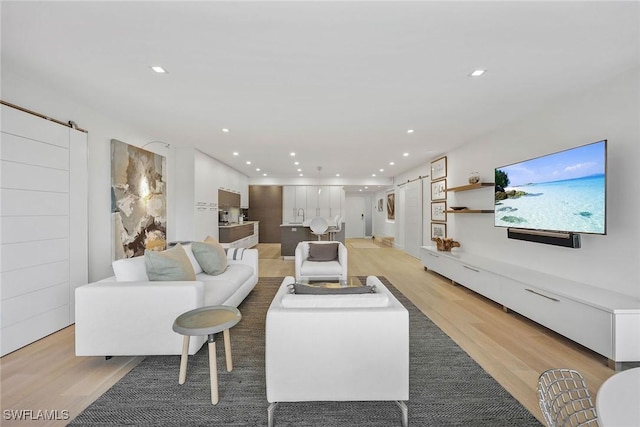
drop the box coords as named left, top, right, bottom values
left=112, top=256, right=149, bottom=282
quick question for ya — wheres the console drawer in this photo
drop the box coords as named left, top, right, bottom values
left=421, top=250, right=458, bottom=281
left=451, top=262, right=502, bottom=303
left=502, top=282, right=613, bottom=358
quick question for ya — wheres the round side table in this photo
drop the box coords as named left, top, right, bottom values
left=172, top=305, right=241, bottom=404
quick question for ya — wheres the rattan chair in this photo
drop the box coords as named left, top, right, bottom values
left=537, top=368, right=599, bottom=427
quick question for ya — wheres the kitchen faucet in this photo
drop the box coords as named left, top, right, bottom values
left=296, top=208, right=305, bottom=222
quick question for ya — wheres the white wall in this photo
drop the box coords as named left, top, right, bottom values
left=5, top=66, right=638, bottom=298
left=393, top=68, right=640, bottom=298
left=2, top=70, right=172, bottom=282
left=447, top=68, right=639, bottom=298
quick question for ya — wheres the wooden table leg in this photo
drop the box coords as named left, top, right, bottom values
left=178, top=335, right=190, bottom=384
left=223, top=329, right=233, bottom=372
left=208, top=337, right=219, bottom=405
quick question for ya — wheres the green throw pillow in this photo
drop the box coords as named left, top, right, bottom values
left=144, top=244, right=196, bottom=281
left=191, top=241, right=228, bottom=276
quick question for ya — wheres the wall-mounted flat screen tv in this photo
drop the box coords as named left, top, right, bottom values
left=494, top=140, right=606, bottom=235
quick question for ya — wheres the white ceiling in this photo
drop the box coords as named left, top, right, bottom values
left=2, top=1, right=638, bottom=191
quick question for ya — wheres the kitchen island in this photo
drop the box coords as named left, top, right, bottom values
left=280, top=222, right=345, bottom=258
left=219, top=221, right=259, bottom=248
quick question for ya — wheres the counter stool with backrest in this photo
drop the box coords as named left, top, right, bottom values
left=309, top=217, right=329, bottom=240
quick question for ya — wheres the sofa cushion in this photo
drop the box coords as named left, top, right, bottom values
left=182, top=244, right=204, bottom=274
left=112, top=255, right=149, bottom=282
left=308, top=242, right=338, bottom=262
left=198, top=264, right=253, bottom=306
left=300, top=260, right=343, bottom=276
left=144, top=244, right=196, bottom=281
left=192, top=241, right=227, bottom=275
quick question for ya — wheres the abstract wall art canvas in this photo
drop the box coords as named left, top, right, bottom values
left=387, top=192, right=395, bottom=221
left=111, top=139, right=167, bottom=259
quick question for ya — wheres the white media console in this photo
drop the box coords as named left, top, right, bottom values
left=420, top=246, right=640, bottom=369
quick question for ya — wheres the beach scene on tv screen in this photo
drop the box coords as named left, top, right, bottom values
left=495, top=141, right=606, bottom=234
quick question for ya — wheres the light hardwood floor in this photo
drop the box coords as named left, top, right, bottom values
left=0, top=240, right=616, bottom=426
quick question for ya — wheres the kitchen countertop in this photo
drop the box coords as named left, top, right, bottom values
left=219, top=221, right=258, bottom=229
left=280, top=223, right=308, bottom=227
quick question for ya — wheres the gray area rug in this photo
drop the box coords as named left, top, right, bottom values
left=69, top=276, right=541, bottom=426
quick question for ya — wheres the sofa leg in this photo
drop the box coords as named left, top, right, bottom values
left=105, top=356, right=112, bottom=360
left=267, top=402, right=279, bottom=427
left=395, top=400, right=408, bottom=427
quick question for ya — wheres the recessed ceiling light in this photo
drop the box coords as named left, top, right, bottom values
left=246, top=161, right=251, bottom=165
left=256, top=168, right=261, bottom=171
left=403, top=153, right=409, bottom=157
left=290, top=152, right=296, bottom=156
left=294, top=161, right=299, bottom=165
left=299, top=173, right=304, bottom=177
left=297, top=168, right=302, bottom=172
left=469, top=69, right=486, bottom=77
left=336, top=173, right=340, bottom=177
left=365, top=186, right=368, bottom=189
left=407, top=129, right=414, bottom=134
left=233, top=152, right=239, bottom=156
left=389, top=161, right=395, bottom=165
left=150, top=66, right=167, bottom=73
left=263, top=173, right=267, bottom=176
left=359, top=189, right=363, bottom=192
left=379, top=169, right=384, bottom=172
left=222, top=128, right=230, bottom=133
left=372, top=174, right=376, bottom=177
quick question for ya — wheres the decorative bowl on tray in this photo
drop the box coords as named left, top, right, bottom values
left=450, top=206, right=467, bottom=211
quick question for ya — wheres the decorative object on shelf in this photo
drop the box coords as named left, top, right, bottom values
left=431, top=201, right=447, bottom=222
left=431, top=179, right=447, bottom=201
left=431, top=223, right=447, bottom=240
left=468, top=172, right=480, bottom=184
left=430, top=156, right=447, bottom=180
left=432, top=237, right=460, bottom=252
left=450, top=206, right=467, bottom=211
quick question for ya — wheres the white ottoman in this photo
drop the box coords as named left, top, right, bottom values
left=265, top=276, right=409, bottom=426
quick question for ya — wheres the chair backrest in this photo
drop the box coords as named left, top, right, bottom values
left=309, top=217, right=329, bottom=235
left=537, top=368, right=599, bottom=427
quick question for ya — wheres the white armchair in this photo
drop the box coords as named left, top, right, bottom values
left=294, top=241, right=348, bottom=282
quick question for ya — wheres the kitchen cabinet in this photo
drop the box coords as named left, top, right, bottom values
left=283, top=186, right=307, bottom=223
left=194, top=150, right=218, bottom=207
left=218, top=221, right=259, bottom=248
left=282, top=185, right=344, bottom=223
left=194, top=205, right=219, bottom=241
left=219, top=189, right=241, bottom=208
left=172, top=147, right=248, bottom=242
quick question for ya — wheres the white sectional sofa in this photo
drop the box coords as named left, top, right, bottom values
left=75, top=245, right=258, bottom=357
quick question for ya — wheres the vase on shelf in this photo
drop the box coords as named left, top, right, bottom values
left=468, top=172, right=480, bottom=184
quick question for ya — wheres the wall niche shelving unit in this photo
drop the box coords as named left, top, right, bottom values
left=446, top=182, right=495, bottom=214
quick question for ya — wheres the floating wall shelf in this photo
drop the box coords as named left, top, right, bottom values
left=446, top=209, right=494, bottom=214
left=447, top=182, right=495, bottom=213
left=447, top=182, right=495, bottom=192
